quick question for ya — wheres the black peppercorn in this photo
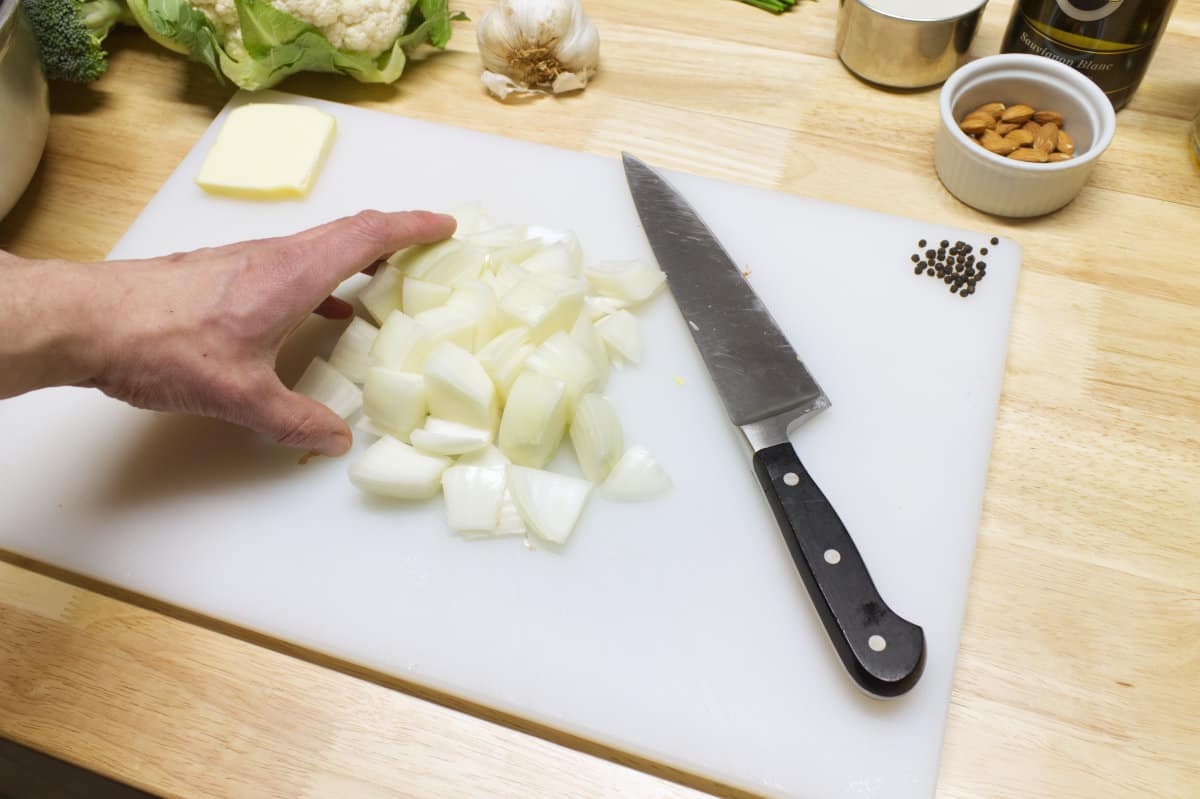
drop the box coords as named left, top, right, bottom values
left=914, top=265, right=923, bottom=275
left=940, top=240, right=949, bottom=248
left=977, top=261, right=986, bottom=269
left=990, top=237, right=998, bottom=245
left=979, top=247, right=988, bottom=256
left=918, top=239, right=927, bottom=248
left=911, top=254, right=920, bottom=263
left=925, top=249, right=936, bottom=260
left=925, top=268, right=934, bottom=276
left=959, top=288, right=969, bottom=297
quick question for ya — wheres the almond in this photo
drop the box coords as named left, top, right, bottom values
left=1001, top=104, right=1036, bottom=124
left=1009, top=147, right=1049, bottom=163
left=1057, top=129, right=1076, bottom=155
left=959, top=115, right=991, bottom=135
left=970, top=102, right=1006, bottom=121
left=1023, top=120, right=1042, bottom=136
left=1005, top=129, right=1035, bottom=146
left=1033, top=110, right=1064, bottom=125
left=1048, top=152, right=1073, bottom=162
left=1034, top=121, right=1059, bottom=153
left=980, top=129, right=1018, bottom=155
left=996, top=122, right=1018, bottom=136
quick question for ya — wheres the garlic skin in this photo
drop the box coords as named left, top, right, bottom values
left=477, top=0, right=600, bottom=99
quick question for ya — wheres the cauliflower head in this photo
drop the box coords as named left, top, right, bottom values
left=125, top=0, right=462, bottom=89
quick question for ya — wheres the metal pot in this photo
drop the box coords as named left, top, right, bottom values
left=0, top=0, right=49, bottom=220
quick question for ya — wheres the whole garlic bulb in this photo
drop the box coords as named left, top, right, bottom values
left=476, top=0, right=600, bottom=100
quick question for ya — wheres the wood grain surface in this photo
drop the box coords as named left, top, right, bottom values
left=2, top=0, right=1198, bottom=797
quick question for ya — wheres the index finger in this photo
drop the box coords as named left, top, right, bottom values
left=278, top=210, right=457, bottom=295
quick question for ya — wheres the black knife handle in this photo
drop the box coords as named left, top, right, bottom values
left=752, top=442, right=925, bottom=698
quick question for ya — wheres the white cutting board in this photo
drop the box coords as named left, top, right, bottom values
left=0, top=91, right=1021, bottom=798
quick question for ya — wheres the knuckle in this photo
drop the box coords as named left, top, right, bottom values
left=272, top=409, right=323, bottom=449
left=348, top=209, right=391, bottom=244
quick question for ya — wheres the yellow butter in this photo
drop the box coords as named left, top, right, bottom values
left=196, top=104, right=336, bottom=199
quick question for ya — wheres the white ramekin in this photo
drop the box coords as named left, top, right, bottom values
left=934, top=53, right=1116, bottom=218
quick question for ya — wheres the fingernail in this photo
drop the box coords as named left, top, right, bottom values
left=320, top=432, right=352, bottom=457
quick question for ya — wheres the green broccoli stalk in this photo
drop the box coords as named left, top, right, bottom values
left=21, top=0, right=132, bottom=82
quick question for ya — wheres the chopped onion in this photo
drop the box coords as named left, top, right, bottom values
left=293, top=357, right=362, bottom=419
left=525, top=331, right=602, bottom=409
left=441, top=464, right=507, bottom=532
left=412, top=305, right=477, bottom=353
left=402, top=277, right=452, bottom=317
left=358, top=265, right=405, bottom=325
left=497, top=371, right=568, bottom=468
left=449, top=204, right=493, bottom=237
left=571, top=312, right=610, bottom=387
left=389, top=239, right=459, bottom=277
left=371, top=311, right=433, bottom=372
left=602, top=445, right=671, bottom=501
left=496, top=489, right=527, bottom=536
left=507, top=465, right=592, bottom=544
left=456, top=444, right=511, bottom=470
left=527, top=227, right=583, bottom=267
left=422, top=342, right=498, bottom=431
left=569, top=394, right=624, bottom=482
left=485, top=261, right=531, bottom=299
left=476, top=327, right=533, bottom=400
left=583, top=295, right=628, bottom=321
left=362, top=367, right=426, bottom=441
left=595, top=310, right=642, bottom=364
left=497, top=273, right=587, bottom=343
left=485, top=238, right=543, bottom=271
left=328, top=317, right=379, bottom=384
left=466, top=225, right=529, bottom=249
left=417, top=242, right=488, bottom=286
left=349, top=436, right=450, bottom=500
left=522, top=242, right=579, bottom=277
left=446, top=280, right=498, bottom=351
left=410, top=418, right=492, bottom=456
left=584, top=259, right=666, bottom=305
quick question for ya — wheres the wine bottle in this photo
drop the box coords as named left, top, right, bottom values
left=1001, top=0, right=1179, bottom=110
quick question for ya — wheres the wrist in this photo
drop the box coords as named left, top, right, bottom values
left=0, top=254, right=115, bottom=396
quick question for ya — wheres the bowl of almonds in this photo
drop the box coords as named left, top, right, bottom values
left=934, top=53, right=1116, bottom=217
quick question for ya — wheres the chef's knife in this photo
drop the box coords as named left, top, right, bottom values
left=622, top=153, right=925, bottom=698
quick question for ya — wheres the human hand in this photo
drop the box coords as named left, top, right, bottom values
left=81, top=210, right=454, bottom=456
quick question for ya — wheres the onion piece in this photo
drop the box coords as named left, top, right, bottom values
left=525, top=330, right=602, bottom=410
left=412, top=305, right=477, bottom=353
left=571, top=312, right=610, bottom=387
left=522, top=242, right=578, bottom=277
left=349, top=436, right=450, bottom=500
left=418, top=242, right=488, bottom=286
left=362, top=367, right=426, bottom=441
left=410, top=418, right=492, bottom=456
left=358, top=265, right=405, bottom=325
left=486, top=261, right=531, bottom=300
left=569, top=394, right=624, bottom=482
left=402, top=277, right=452, bottom=317
left=485, top=238, right=543, bottom=272
left=497, top=371, right=568, bottom=468
left=466, top=225, right=529, bottom=249
left=496, top=489, right=527, bottom=536
left=441, top=464, right=507, bottom=531
left=446, top=280, right=498, bottom=351
left=497, top=273, right=587, bottom=343
left=371, top=311, right=433, bottom=372
left=595, top=310, right=642, bottom=364
left=456, top=444, right=511, bottom=471
left=583, top=295, right=628, bottom=321
left=389, top=239, right=460, bottom=276
left=422, top=342, right=498, bottom=431
left=449, top=204, right=493, bottom=237
left=584, top=259, right=666, bottom=305
left=526, top=227, right=583, bottom=267
left=507, top=465, right=592, bottom=544
left=475, top=327, right=533, bottom=400
left=602, top=445, right=671, bottom=500
left=293, top=357, right=362, bottom=419
left=328, top=317, right=379, bottom=384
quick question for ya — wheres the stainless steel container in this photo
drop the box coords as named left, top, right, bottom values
left=0, top=0, right=50, bottom=220
left=835, top=0, right=987, bottom=89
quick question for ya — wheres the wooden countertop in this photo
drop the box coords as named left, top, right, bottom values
left=2, top=1, right=1198, bottom=796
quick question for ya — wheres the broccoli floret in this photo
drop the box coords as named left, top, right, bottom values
left=21, top=0, right=131, bottom=82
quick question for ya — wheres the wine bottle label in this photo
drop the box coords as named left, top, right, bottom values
left=1054, top=0, right=1123, bottom=22
left=1011, top=13, right=1147, bottom=96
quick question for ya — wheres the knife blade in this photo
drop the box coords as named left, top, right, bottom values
left=622, top=153, right=925, bottom=698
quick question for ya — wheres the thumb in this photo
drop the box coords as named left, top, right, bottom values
left=253, top=379, right=353, bottom=457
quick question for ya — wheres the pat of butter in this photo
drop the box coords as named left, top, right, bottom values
left=196, top=104, right=336, bottom=199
